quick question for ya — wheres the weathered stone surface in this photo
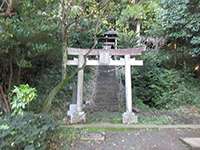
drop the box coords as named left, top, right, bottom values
left=99, top=51, right=110, bottom=65
left=72, top=129, right=200, bottom=150
left=181, top=138, right=200, bottom=150
left=69, top=111, right=86, bottom=124
left=80, top=132, right=105, bottom=141
left=122, top=112, right=138, bottom=124
left=93, top=66, right=120, bottom=112
left=67, top=104, right=77, bottom=116
left=67, top=104, right=86, bottom=124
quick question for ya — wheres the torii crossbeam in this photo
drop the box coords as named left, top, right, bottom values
left=66, top=47, right=145, bottom=124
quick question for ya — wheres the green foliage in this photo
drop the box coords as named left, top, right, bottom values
left=10, top=84, right=37, bottom=115
left=135, top=98, right=152, bottom=112
left=118, top=0, right=159, bottom=34
left=120, top=4, right=145, bottom=20
left=154, top=0, right=200, bottom=55
left=133, top=51, right=200, bottom=109
left=0, top=113, right=56, bottom=150
left=118, top=31, right=138, bottom=48
left=0, top=0, right=60, bottom=58
left=0, top=0, right=61, bottom=97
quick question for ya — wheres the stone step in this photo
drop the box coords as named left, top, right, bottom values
left=96, top=87, right=118, bottom=90
left=93, top=104, right=118, bottom=108
left=95, top=99, right=119, bottom=102
left=95, top=99, right=118, bottom=101
left=96, top=82, right=118, bottom=85
left=96, top=83, right=119, bottom=86
left=95, top=101, right=119, bottom=104
left=80, top=132, right=105, bottom=141
left=94, top=96, right=118, bottom=100
left=95, top=103, right=119, bottom=105
left=93, top=66, right=120, bottom=112
left=94, top=106, right=119, bottom=109
left=95, top=100, right=119, bottom=103
left=95, top=86, right=119, bottom=90
left=94, top=104, right=119, bottom=107
left=95, top=103, right=119, bottom=106
left=92, top=107, right=119, bottom=112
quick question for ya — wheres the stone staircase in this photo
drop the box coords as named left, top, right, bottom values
left=93, top=66, right=120, bottom=112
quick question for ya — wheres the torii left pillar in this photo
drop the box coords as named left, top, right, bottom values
left=67, top=55, right=86, bottom=124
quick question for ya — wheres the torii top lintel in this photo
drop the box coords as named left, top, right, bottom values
left=67, top=47, right=145, bottom=56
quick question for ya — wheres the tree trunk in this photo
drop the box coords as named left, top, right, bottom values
left=17, top=66, right=21, bottom=84
left=62, top=44, right=68, bottom=80
left=136, top=21, right=141, bottom=45
left=0, top=86, right=11, bottom=113
left=8, top=56, right=13, bottom=91
left=61, top=0, right=68, bottom=80
left=42, top=0, right=69, bottom=112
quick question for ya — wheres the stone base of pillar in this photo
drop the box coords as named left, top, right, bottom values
left=122, top=112, right=138, bottom=124
left=69, top=111, right=86, bottom=124
left=67, top=104, right=86, bottom=124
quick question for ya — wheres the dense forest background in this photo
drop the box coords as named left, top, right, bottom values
left=0, top=0, right=200, bottom=149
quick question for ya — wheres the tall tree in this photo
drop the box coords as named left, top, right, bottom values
left=42, top=0, right=116, bottom=112
left=118, top=0, right=159, bottom=43
left=147, top=0, right=200, bottom=69
left=0, top=0, right=59, bottom=113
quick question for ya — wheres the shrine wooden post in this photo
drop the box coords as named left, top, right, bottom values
left=66, top=47, right=145, bottom=124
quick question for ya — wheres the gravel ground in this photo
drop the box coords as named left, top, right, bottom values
left=72, top=128, right=200, bottom=150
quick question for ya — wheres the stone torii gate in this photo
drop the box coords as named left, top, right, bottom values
left=66, top=47, right=145, bottom=124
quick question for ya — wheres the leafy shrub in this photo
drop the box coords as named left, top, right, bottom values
left=49, top=127, right=79, bottom=150
left=0, top=112, right=56, bottom=150
left=133, top=51, right=200, bottom=109
left=118, top=31, right=138, bottom=48
left=10, top=84, right=37, bottom=115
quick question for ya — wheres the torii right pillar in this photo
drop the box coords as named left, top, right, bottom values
left=122, top=55, right=138, bottom=124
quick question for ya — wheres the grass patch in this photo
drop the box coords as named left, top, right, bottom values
left=81, top=127, right=135, bottom=132
left=87, top=111, right=173, bottom=125
left=87, top=111, right=122, bottom=124
left=138, top=115, right=173, bottom=125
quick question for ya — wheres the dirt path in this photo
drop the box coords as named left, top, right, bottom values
left=66, top=123, right=200, bottom=129
left=71, top=129, right=200, bottom=150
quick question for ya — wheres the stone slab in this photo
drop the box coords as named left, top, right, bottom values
left=99, top=51, right=110, bottom=65
left=80, top=132, right=105, bottom=141
left=69, top=111, right=86, bottom=124
left=67, top=104, right=77, bottom=116
left=181, top=138, right=200, bottom=150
